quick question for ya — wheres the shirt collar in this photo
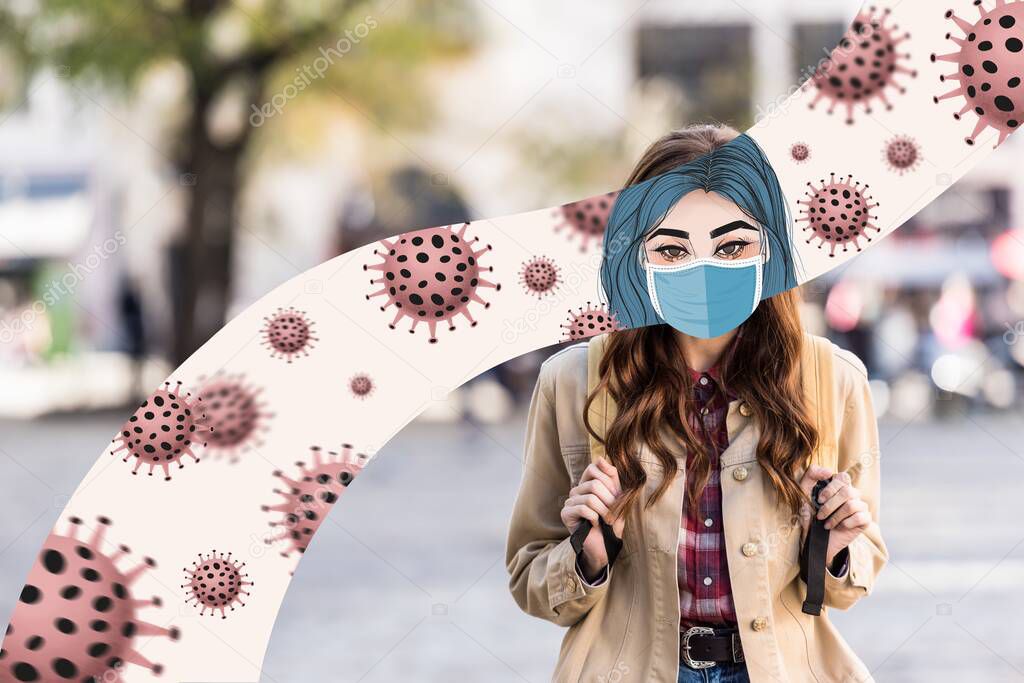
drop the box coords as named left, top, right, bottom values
left=687, top=365, right=721, bottom=383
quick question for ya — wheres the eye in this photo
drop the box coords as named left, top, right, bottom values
left=653, top=244, right=689, bottom=262
left=714, top=240, right=750, bottom=260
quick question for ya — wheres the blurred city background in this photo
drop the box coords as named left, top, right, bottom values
left=0, top=0, right=1023, bottom=681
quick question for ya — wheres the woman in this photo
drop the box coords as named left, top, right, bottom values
left=505, top=125, right=886, bottom=683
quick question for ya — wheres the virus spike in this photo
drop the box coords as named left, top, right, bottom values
left=953, top=16, right=976, bottom=34
left=364, top=222, right=501, bottom=343
left=804, top=5, right=917, bottom=123
left=121, top=646, right=163, bottom=673
left=797, top=173, right=882, bottom=257
left=261, top=445, right=369, bottom=572
left=0, top=516, right=179, bottom=681
left=931, top=1, right=1024, bottom=147
left=65, top=516, right=83, bottom=540
left=110, top=383, right=211, bottom=481
left=123, top=556, right=157, bottom=585
left=132, top=621, right=180, bottom=638
left=553, top=191, right=621, bottom=252
left=561, top=303, right=623, bottom=342
left=933, top=50, right=964, bottom=64
left=261, top=307, right=318, bottom=362
left=88, top=515, right=111, bottom=547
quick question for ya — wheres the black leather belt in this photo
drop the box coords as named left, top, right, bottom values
left=679, top=626, right=744, bottom=669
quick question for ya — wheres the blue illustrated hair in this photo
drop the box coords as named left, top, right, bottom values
left=600, top=133, right=799, bottom=329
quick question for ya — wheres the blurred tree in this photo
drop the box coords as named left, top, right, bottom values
left=0, top=0, right=476, bottom=362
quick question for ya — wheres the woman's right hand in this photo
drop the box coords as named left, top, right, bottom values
left=560, top=459, right=625, bottom=581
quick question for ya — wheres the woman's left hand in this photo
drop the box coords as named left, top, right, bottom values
left=798, top=466, right=872, bottom=565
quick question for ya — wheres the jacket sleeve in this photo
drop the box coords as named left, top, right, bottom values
left=505, top=363, right=611, bottom=627
left=824, top=359, right=888, bottom=610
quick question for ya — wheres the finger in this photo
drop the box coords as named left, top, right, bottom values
left=569, top=503, right=600, bottom=527
left=567, top=493, right=611, bottom=519
left=837, top=510, right=871, bottom=531
left=816, top=478, right=846, bottom=504
left=579, top=462, right=602, bottom=484
left=583, top=464, right=619, bottom=497
left=825, top=499, right=867, bottom=530
left=817, top=483, right=852, bottom=519
left=596, top=459, right=621, bottom=486
left=799, top=464, right=833, bottom=496
left=573, top=482, right=617, bottom=510
left=577, top=481, right=614, bottom=507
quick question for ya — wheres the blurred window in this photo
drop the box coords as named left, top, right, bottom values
left=636, top=23, right=754, bottom=128
left=0, top=173, right=88, bottom=201
left=792, top=22, right=846, bottom=80
left=906, top=186, right=1010, bottom=239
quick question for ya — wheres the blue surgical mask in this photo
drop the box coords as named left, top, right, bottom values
left=644, top=255, right=763, bottom=339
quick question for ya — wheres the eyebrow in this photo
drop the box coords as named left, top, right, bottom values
left=646, top=227, right=688, bottom=240
left=709, top=220, right=758, bottom=238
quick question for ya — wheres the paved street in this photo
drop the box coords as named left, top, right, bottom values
left=2, top=408, right=1024, bottom=682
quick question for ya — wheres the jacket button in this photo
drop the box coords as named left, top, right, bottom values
left=751, top=616, right=769, bottom=632
left=739, top=402, right=753, bottom=417
left=742, top=542, right=758, bottom=558
left=732, top=466, right=749, bottom=482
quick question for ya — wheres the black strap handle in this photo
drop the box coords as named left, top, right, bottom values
left=569, top=517, right=622, bottom=566
left=800, top=477, right=832, bottom=616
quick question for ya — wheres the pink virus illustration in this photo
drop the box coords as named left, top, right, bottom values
left=195, top=373, right=272, bottom=463
left=261, top=307, right=318, bottom=362
left=805, top=6, right=916, bottom=123
left=882, top=134, right=922, bottom=174
left=262, top=445, right=368, bottom=567
left=798, top=173, right=882, bottom=257
left=932, top=0, right=1024, bottom=147
left=0, top=516, right=180, bottom=682
left=110, top=380, right=212, bottom=480
left=182, top=550, right=252, bottom=619
left=348, top=372, right=375, bottom=399
left=790, top=142, right=812, bottom=164
left=554, top=191, right=621, bottom=252
left=365, top=223, right=500, bottom=343
left=519, top=256, right=561, bottom=298
left=561, top=303, right=623, bottom=342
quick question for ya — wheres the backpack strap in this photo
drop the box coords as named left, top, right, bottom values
left=798, top=334, right=839, bottom=616
left=801, top=335, right=839, bottom=472
left=585, top=334, right=616, bottom=464
left=568, top=334, right=622, bottom=562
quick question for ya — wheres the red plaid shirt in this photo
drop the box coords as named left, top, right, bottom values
left=678, top=365, right=737, bottom=627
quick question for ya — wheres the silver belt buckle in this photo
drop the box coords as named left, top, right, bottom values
left=681, top=626, right=716, bottom=670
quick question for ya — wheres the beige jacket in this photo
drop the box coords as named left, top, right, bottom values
left=505, top=333, right=886, bottom=683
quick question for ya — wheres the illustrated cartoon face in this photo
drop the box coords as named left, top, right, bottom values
left=641, top=190, right=764, bottom=267
left=600, top=134, right=798, bottom=332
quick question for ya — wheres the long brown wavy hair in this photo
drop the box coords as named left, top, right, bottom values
left=583, top=124, right=818, bottom=517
